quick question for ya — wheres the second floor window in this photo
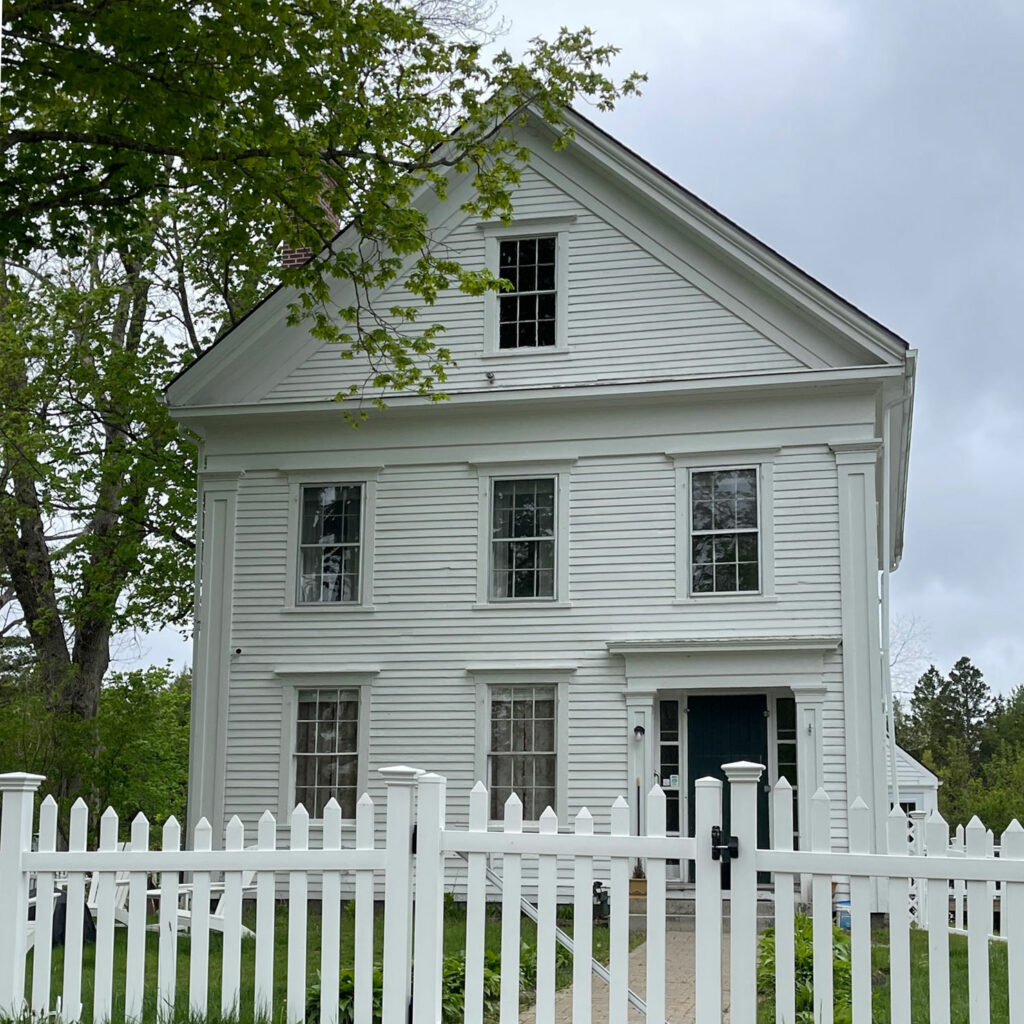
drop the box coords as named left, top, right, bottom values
left=490, top=477, right=555, bottom=600
left=690, top=468, right=760, bottom=594
left=299, top=484, right=362, bottom=603
left=498, top=236, right=557, bottom=349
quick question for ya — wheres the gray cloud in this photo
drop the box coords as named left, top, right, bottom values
left=503, top=0, right=1024, bottom=692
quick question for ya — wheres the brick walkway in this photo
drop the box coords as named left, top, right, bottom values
left=519, top=927, right=731, bottom=1024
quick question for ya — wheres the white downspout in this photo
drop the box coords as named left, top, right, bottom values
left=881, top=372, right=914, bottom=810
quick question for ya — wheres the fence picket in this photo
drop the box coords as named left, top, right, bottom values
left=354, top=794, right=375, bottom=1024
left=926, top=811, right=951, bottom=1024
left=572, top=807, right=595, bottom=1024
left=464, top=783, right=488, bottom=1024
left=125, top=812, right=149, bottom=1024
left=694, top=776, right=723, bottom=1024
left=965, top=818, right=990, bottom=1024
left=93, top=807, right=119, bottom=1023
left=810, top=788, right=833, bottom=1024
left=536, top=805, right=559, bottom=1024
left=609, top=796, right=630, bottom=1024
left=30, top=796, right=59, bottom=1018
left=724, top=763, right=763, bottom=1024
left=499, top=794, right=523, bottom=1024
left=413, top=774, right=446, bottom=1024
left=222, top=814, right=246, bottom=1017
left=848, top=799, right=871, bottom=1024
left=189, top=817, right=213, bottom=1017
left=1002, top=820, right=1024, bottom=1022
left=254, top=810, right=276, bottom=1019
left=886, top=807, right=912, bottom=1024
left=320, top=798, right=342, bottom=1024
left=772, top=780, right=796, bottom=1024
left=157, top=816, right=181, bottom=1021
left=645, top=785, right=667, bottom=1024
left=62, top=798, right=89, bottom=1024
left=287, top=804, right=310, bottom=1024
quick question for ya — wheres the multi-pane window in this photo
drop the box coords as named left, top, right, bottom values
left=498, top=237, right=557, bottom=349
left=299, top=484, right=362, bottom=603
left=294, top=688, right=359, bottom=817
left=489, top=685, right=556, bottom=819
left=690, top=468, right=759, bottom=594
left=490, top=477, right=555, bottom=600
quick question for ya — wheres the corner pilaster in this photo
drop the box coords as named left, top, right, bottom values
left=831, top=441, right=887, bottom=855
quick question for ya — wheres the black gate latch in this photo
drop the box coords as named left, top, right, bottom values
left=710, top=824, right=739, bottom=862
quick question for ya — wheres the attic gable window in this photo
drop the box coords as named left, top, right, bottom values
left=498, top=237, right=557, bottom=349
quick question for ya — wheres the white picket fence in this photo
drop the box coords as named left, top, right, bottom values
left=3, top=763, right=1024, bottom=1024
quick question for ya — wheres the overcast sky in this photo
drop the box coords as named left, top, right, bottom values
left=126, top=1, right=1024, bottom=696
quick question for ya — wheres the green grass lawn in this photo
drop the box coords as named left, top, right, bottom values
left=870, top=928, right=1009, bottom=1023
left=758, top=924, right=1010, bottom=1024
left=16, top=903, right=627, bottom=1024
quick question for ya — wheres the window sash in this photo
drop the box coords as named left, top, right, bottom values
left=690, top=467, right=760, bottom=594
left=489, top=477, right=556, bottom=600
left=498, top=236, right=557, bottom=349
left=298, top=483, right=362, bottom=603
left=294, top=688, right=359, bottom=818
left=488, top=684, right=557, bottom=818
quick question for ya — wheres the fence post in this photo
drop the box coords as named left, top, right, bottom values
left=694, top=774, right=723, bottom=1024
left=723, top=761, right=764, bottom=1024
left=412, top=772, right=446, bottom=1024
left=0, top=772, right=45, bottom=1017
left=380, top=765, right=424, bottom=1024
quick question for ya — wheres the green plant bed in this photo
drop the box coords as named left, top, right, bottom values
left=757, top=916, right=1011, bottom=1024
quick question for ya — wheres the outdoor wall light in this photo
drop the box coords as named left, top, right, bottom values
left=633, top=724, right=646, bottom=740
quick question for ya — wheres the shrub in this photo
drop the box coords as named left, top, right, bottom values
left=757, top=913, right=852, bottom=1023
left=307, top=950, right=506, bottom=1024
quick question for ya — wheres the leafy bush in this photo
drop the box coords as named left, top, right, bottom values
left=307, top=950, right=508, bottom=1024
left=757, top=913, right=852, bottom=1023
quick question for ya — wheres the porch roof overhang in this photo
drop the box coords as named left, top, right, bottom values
left=607, top=636, right=841, bottom=693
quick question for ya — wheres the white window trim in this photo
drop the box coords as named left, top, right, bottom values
left=669, top=448, right=777, bottom=603
left=283, top=469, right=380, bottom=611
left=472, top=459, right=574, bottom=608
left=470, top=667, right=573, bottom=824
left=274, top=669, right=376, bottom=821
left=479, top=216, right=574, bottom=356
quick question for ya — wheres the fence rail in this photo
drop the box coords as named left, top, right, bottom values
left=3, top=764, right=1024, bottom=1024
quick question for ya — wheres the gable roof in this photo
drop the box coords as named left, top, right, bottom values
left=166, top=104, right=910, bottom=406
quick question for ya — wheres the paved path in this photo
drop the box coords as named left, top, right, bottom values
left=519, top=928, right=731, bottom=1024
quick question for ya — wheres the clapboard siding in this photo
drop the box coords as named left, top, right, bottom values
left=264, top=165, right=804, bottom=403
left=219, top=416, right=852, bottom=842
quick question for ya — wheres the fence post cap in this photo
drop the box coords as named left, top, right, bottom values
left=694, top=775, right=722, bottom=790
left=417, top=772, right=446, bottom=786
left=378, top=765, right=425, bottom=784
left=0, top=772, right=46, bottom=792
left=721, top=761, right=765, bottom=783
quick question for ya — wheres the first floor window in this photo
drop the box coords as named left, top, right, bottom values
left=488, top=685, right=556, bottom=819
left=294, top=688, right=359, bottom=817
left=690, top=467, right=759, bottom=594
left=299, top=483, right=362, bottom=603
left=490, top=477, right=556, bottom=600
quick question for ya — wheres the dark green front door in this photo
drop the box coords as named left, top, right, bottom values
left=687, top=694, right=770, bottom=886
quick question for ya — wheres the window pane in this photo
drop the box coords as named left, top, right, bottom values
left=715, top=563, right=737, bottom=591
left=536, top=320, right=555, bottom=346
left=738, top=561, right=759, bottom=591
left=713, top=535, right=736, bottom=562
left=713, top=500, right=736, bottom=530
left=537, top=236, right=556, bottom=262
left=537, top=266, right=555, bottom=292
left=736, top=499, right=758, bottom=529
left=692, top=564, right=714, bottom=592
left=692, top=472, right=713, bottom=501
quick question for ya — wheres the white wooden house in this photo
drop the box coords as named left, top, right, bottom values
left=166, top=107, right=916, bottom=871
